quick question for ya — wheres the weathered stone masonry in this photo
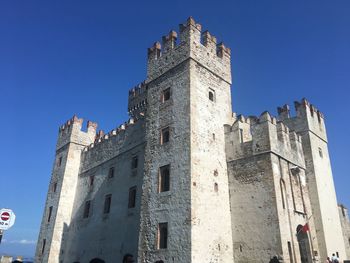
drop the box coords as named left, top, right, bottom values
left=36, top=17, right=349, bottom=263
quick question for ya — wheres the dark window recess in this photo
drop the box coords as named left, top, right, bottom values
left=161, top=127, right=170, bottom=144
left=83, top=200, right=91, bottom=218
left=89, top=176, right=94, bottom=187
left=158, top=222, right=168, bottom=249
left=131, top=156, right=138, bottom=169
left=214, top=183, right=218, bottom=192
left=239, top=128, right=244, bottom=143
left=104, top=194, right=112, bottom=214
left=47, top=206, right=53, bottom=222
left=159, top=165, right=170, bottom=192
left=318, top=148, right=323, bottom=158
left=128, top=187, right=137, bottom=208
left=41, top=239, right=46, bottom=254
left=58, top=157, right=62, bottom=167
left=108, top=167, right=115, bottom=178
left=209, top=91, right=214, bottom=101
left=53, top=182, right=57, bottom=192
left=162, top=88, right=171, bottom=102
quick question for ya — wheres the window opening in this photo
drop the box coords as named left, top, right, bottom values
left=161, top=127, right=170, bottom=144
left=158, top=222, right=168, bottom=249
left=41, top=239, right=46, bottom=254
left=159, top=165, right=170, bottom=192
left=104, top=194, right=112, bottom=214
left=48, top=206, right=53, bottom=222
left=162, top=88, right=171, bottom=102
left=131, top=156, right=138, bottom=169
left=128, top=187, right=137, bottom=208
left=83, top=200, right=91, bottom=218
left=108, top=167, right=115, bottom=178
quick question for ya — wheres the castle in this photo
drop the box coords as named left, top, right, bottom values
left=35, top=17, right=350, bottom=263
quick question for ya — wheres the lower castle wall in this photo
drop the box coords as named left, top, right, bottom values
left=228, top=152, right=318, bottom=263
left=59, top=121, right=146, bottom=263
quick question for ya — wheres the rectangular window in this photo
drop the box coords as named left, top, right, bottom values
left=89, top=176, right=94, bottom=188
left=208, top=88, right=216, bottom=102
left=103, top=194, right=112, bottom=214
left=318, top=147, right=323, bottom=158
left=159, top=165, right=170, bottom=192
left=128, top=186, right=137, bottom=208
left=57, top=157, right=62, bottom=167
left=108, top=167, right=115, bottom=178
left=162, top=88, right=171, bottom=102
left=161, top=127, right=170, bottom=144
left=41, top=239, right=46, bottom=254
left=158, top=222, right=168, bottom=249
left=239, top=128, right=244, bottom=143
left=131, top=156, right=138, bottom=169
left=83, top=200, right=91, bottom=218
left=52, top=182, right=57, bottom=192
left=47, top=206, right=53, bottom=222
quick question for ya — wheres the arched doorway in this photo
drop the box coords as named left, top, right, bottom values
left=296, top=225, right=312, bottom=263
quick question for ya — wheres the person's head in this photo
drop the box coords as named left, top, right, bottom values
left=332, top=253, right=335, bottom=256
left=155, top=261, right=164, bottom=263
left=123, top=254, right=135, bottom=263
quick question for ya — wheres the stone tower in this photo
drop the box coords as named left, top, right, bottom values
left=280, top=100, right=347, bottom=260
left=137, top=17, right=234, bottom=262
left=35, top=116, right=96, bottom=263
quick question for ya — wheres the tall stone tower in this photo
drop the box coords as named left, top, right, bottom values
left=281, top=100, right=347, bottom=260
left=35, top=116, right=96, bottom=263
left=138, top=17, right=234, bottom=262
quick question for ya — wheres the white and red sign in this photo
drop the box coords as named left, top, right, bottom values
left=0, top=209, right=16, bottom=230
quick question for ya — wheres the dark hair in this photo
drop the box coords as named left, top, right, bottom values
left=123, top=254, right=134, bottom=263
left=89, top=258, right=105, bottom=263
left=155, top=261, right=164, bottom=263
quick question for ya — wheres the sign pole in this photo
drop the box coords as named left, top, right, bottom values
left=0, top=229, right=3, bottom=244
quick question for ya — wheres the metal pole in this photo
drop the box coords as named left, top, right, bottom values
left=0, top=229, right=3, bottom=244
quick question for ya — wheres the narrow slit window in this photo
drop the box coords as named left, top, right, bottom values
left=161, top=127, right=170, bottom=144
left=47, top=206, right=53, bottom=222
left=208, top=89, right=215, bottom=102
left=318, top=147, right=323, bottom=158
left=108, top=167, right=115, bottom=178
left=239, top=128, right=244, bottom=143
left=83, top=200, right=91, bottom=218
left=57, top=157, right=62, bottom=167
left=128, top=186, right=137, bottom=208
left=104, top=194, right=112, bottom=214
left=131, top=156, right=138, bottom=169
left=158, top=222, right=168, bottom=249
left=41, top=239, right=46, bottom=254
left=162, top=88, right=171, bottom=102
left=159, top=165, right=170, bottom=192
left=52, top=182, right=57, bottom=192
left=89, top=176, right=94, bottom=188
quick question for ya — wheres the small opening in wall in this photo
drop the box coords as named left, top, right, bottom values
left=128, top=187, right=137, bottom=208
left=159, top=165, right=170, bottom=192
left=161, top=127, right=170, bottom=144
left=53, top=182, right=57, bottom=192
left=212, top=133, right=215, bottom=140
left=209, top=91, right=214, bottom=101
left=162, top=88, right=171, bottom=102
left=157, top=222, right=168, bottom=249
left=214, top=169, right=218, bottom=177
left=41, top=239, right=46, bottom=254
left=89, top=176, right=94, bottom=188
left=58, top=156, right=62, bottom=167
left=239, top=128, right=244, bottom=143
left=104, top=194, right=112, bottom=213
left=108, top=167, right=115, bottom=178
left=131, top=156, right=138, bottom=169
left=83, top=200, right=91, bottom=218
left=239, top=244, right=243, bottom=252
left=318, top=147, right=323, bottom=158
left=47, top=206, right=53, bottom=222
left=214, top=183, right=218, bottom=192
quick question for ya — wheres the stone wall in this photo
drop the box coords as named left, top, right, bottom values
left=339, top=205, right=350, bottom=259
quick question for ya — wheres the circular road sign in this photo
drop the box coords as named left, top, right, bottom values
left=0, top=209, right=16, bottom=230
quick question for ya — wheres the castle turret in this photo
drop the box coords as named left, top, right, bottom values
left=279, top=99, right=347, bottom=261
left=138, top=17, right=234, bottom=262
left=35, top=116, right=97, bottom=263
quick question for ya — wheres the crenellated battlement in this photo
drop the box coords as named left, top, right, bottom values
left=83, top=117, right=139, bottom=152
left=56, top=115, right=97, bottom=150
left=225, top=111, right=305, bottom=167
left=146, top=17, right=232, bottom=83
left=80, top=116, right=145, bottom=173
left=128, top=81, right=148, bottom=117
left=277, top=98, right=327, bottom=142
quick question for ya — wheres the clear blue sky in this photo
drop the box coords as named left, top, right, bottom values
left=1, top=0, right=349, bottom=258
